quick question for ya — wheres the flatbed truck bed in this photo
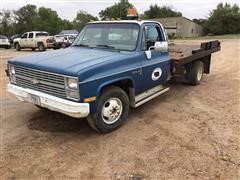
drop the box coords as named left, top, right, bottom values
left=168, top=40, right=221, bottom=84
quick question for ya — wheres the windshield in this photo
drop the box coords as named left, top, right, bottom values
left=73, top=23, right=139, bottom=51
left=0, top=35, right=8, bottom=39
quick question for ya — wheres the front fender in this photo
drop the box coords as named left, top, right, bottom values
left=96, top=76, right=135, bottom=97
left=13, top=38, right=21, bottom=46
left=79, top=76, right=135, bottom=113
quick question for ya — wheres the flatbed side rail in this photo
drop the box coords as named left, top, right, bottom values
left=172, top=40, right=221, bottom=66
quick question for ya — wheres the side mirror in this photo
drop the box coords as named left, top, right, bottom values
left=154, top=41, right=168, bottom=52
left=149, top=41, right=168, bottom=52
left=145, top=41, right=168, bottom=60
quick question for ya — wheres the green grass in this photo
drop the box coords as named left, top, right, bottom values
left=175, top=34, right=240, bottom=40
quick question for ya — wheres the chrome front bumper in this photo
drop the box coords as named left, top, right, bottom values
left=7, top=84, right=89, bottom=118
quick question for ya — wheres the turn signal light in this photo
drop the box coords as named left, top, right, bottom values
left=84, top=96, right=96, bottom=103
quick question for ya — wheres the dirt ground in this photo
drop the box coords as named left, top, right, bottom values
left=0, top=39, right=239, bottom=179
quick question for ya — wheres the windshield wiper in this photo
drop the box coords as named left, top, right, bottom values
left=96, top=44, right=115, bottom=49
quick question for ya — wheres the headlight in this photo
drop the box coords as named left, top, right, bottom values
left=65, top=77, right=79, bottom=101
left=10, top=65, right=15, bottom=75
left=66, top=77, right=78, bottom=89
left=9, top=65, right=16, bottom=83
left=66, top=90, right=79, bottom=100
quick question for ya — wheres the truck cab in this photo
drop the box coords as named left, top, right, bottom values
left=7, top=20, right=220, bottom=133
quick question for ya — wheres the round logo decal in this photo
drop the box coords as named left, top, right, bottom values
left=151, top=67, right=162, bottom=81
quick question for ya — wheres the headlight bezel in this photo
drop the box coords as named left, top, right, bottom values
left=10, top=65, right=16, bottom=75
left=66, top=77, right=78, bottom=90
left=8, top=64, right=16, bottom=84
left=64, top=76, right=80, bottom=101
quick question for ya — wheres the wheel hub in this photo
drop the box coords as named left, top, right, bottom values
left=101, top=98, right=123, bottom=124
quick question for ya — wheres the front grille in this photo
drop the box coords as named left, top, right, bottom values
left=14, top=66, right=67, bottom=99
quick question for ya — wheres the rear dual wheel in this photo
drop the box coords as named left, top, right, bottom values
left=187, top=61, right=204, bottom=85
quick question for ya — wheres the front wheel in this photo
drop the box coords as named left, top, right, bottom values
left=87, top=86, right=129, bottom=133
left=15, top=43, right=21, bottom=51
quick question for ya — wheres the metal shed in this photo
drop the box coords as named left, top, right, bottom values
left=150, top=17, right=204, bottom=38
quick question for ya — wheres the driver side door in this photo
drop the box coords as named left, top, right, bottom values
left=26, top=32, right=34, bottom=47
left=141, top=24, right=171, bottom=92
left=19, top=33, right=28, bottom=47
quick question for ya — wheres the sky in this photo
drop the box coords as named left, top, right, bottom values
left=1, top=0, right=239, bottom=20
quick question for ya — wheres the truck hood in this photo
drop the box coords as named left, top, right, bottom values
left=9, top=47, right=127, bottom=76
left=13, top=38, right=20, bottom=42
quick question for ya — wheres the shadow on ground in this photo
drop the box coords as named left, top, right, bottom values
left=27, top=108, right=91, bottom=133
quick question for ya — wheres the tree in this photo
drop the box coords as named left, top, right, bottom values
left=0, top=4, right=76, bottom=36
left=33, top=7, right=63, bottom=35
left=0, top=10, right=16, bottom=36
left=99, top=0, right=133, bottom=20
left=141, top=4, right=182, bottom=19
left=60, top=19, right=74, bottom=31
left=14, top=4, right=37, bottom=34
left=205, top=3, right=240, bottom=35
left=73, top=11, right=98, bottom=31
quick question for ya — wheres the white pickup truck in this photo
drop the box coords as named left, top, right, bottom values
left=53, top=34, right=76, bottom=49
left=13, top=31, right=54, bottom=51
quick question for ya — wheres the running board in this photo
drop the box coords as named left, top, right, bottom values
left=134, top=85, right=169, bottom=108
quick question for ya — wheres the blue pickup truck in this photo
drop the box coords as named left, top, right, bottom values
left=7, top=20, right=220, bottom=133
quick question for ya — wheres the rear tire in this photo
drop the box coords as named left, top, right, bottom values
left=188, top=61, right=204, bottom=85
left=15, top=43, right=21, bottom=51
left=87, top=86, right=129, bottom=133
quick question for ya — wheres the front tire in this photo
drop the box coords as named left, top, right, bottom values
left=87, top=86, right=129, bottom=133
